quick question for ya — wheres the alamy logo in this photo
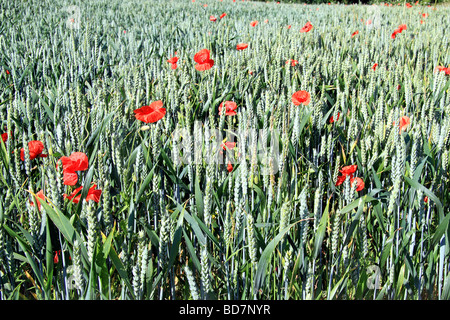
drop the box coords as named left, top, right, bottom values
left=171, top=122, right=280, bottom=175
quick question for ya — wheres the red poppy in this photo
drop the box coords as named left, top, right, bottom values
left=335, top=175, right=347, bottom=186
left=397, top=85, right=401, bottom=90
left=391, top=30, right=399, bottom=39
left=330, top=112, right=340, bottom=123
left=420, top=20, right=424, bottom=24
left=291, top=90, right=311, bottom=106
left=203, top=4, right=207, bottom=7
left=250, top=21, right=258, bottom=27
left=287, top=25, right=291, bottom=29
left=300, top=21, right=313, bottom=33
left=54, top=250, right=61, bottom=264
left=167, top=56, right=178, bottom=70
left=221, top=141, right=236, bottom=152
left=5, top=70, right=10, bottom=75
left=340, top=164, right=357, bottom=176
left=399, top=115, right=410, bottom=132
left=350, top=177, right=365, bottom=192
left=134, top=100, right=166, bottom=123
left=406, top=2, right=412, bottom=8
left=20, top=140, right=47, bottom=161
left=167, top=56, right=178, bottom=64
left=435, top=66, right=450, bottom=75
left=218, top=101, right=238, bottom=116
left=210, top=15, right=217, bottom=22
left=351, top=30, right=359, bottom=38
left=194, top=49, right=214, bottom=71
left=1, top=132, right=8, bottom=143
left=366, top=19, right=372, bottom=25
left=227, top=161, right=233, bottom=172
left=264, top=19, right=268, bottom=23
left=422, top=13, right=429, bottom=18
left=30, top=189, right=45, bottom=212
left=286, top=59, right=298, bottom=66
left=64, top=184, right=102, bottom=204
left=371, top=63, right=378, bottom=71
left=398, top=24, right=407, bottom=31
left=236, top=43, right=248, bottom=51
left=59, top=152, right=89, bottom=186
left=424, top=196, right=428, bottom=203
left=220, top=13, right=227, bottom=19
left=60, top=152, right=89, bottom=172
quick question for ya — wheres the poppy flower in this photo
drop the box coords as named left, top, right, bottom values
left=59, top=152, right=89, bottom=186
left=351, top=30, right=359, bottom=37
left=300, top=21, right=313, bottom=33
left=167, top=56, right=178, bottom=70
left=1, top=132, right=8, bottom=143
left=398, top=24, right=407, bottom=31
left=20, top=140, right=47, bottom=161
left=399, top=115, right=410, bottom=132
left=330, top=112, right=340, bottom=123
left=194, top=49, right=214, bottom=71
left=236, top=43, right=248, bottom=51
left=64, top=184, right=102, bottom=204
left=250, top=21, right=258, bottom=27
left=220, top=13, right=227, bottom=19
left=30, top=189, right=45, bottom=212
left=227, top=161, right=233, bottom=172
left=391, top=29, right=400, bottom=39
left=422, top=13, right=429, bottom=18
left=335, top=175, right=347, bottom=186
left=291, top=90, right=311, bottom=106
left=54, top=250, right=62, bottom=264
left=210, top=15, right=217, bottom=22
left=424, top=196, right=428, bottom=203
left=371, top=63, right=378, bottom=71
left=420, top=20, right=424, bottom=24
left=5, top=70, right=10, bottom=75
left=406, top=2, right=412, bottom=8
left=366, top=19, right=372, bottom=25
left=60, top=152, right=89, bottom=173
left=287, top=25, right=291, bottom=29
left=340, top=164, right=357, bottom=176
left=264, top=19, right=268, bottom=23
left=218, top=101, right=238, bottom=116
left=286, top=59, right=298, bottom=66
left=134, top=100, right=166, bottom=123
left=221, top=141, right=236, bottom=153
left=435, top=66, right=450, bottom=75
left=350, top=177, right=365, bottom=192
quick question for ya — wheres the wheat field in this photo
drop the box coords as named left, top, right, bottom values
left=0, top=0, right=449, bottom=300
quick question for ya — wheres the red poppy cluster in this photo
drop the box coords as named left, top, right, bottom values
left=60, top=152, right=89, bottom=186
left=391, top=24, right=407, bottom=39
left=300, top=21, right=313, bottom=33
left=64, top=184, right=102, bottom=204
left=335, top=165, right=365, bottom=192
